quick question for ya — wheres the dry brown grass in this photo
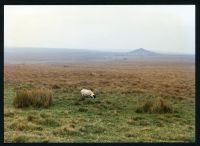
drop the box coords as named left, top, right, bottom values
left=136, top=96, right=173, bottom=114
left=5, top=60, right=195, bottom=100
left=13, top=88, right=53, bottom=108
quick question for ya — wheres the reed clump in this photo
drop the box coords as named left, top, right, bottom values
left=136, top=96, right=173, bottom=114
left=13, top=88, right=53, bottom=108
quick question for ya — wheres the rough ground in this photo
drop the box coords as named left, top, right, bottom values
left=4, top=60, right=195, bottom=142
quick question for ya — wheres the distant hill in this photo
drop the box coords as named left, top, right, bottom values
left=4, top=47, right=194, bottom=64
left=128, top=48, right=160, bottom=56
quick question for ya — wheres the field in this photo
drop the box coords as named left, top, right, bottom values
left=4, top=59, right=195, bottom=142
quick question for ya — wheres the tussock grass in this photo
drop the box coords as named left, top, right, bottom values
left=13, top=88, right=53, bottom=108
left=136, top=96, right=173, bottom=114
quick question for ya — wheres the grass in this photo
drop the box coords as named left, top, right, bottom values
left=13, top=88, right=53, bottom=108
left=136, top=96, right=173, bottom=114
left=4, top=62, right=195, bottom=142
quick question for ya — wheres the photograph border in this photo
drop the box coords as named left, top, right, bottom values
left=1, top=0, right=199, bottom=145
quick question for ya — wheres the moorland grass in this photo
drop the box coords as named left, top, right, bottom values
left=13, top=88, right=53, bottom=108
left=4, top=63, right=195, bottom=142
left=136, top=96, right=173, bottom=114
left=4, top=86, right=195, bottom=142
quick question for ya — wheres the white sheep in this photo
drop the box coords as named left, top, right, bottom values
left=80, top=89, right=96, bottom=100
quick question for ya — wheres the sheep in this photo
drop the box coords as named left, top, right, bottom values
left=80, top=89, right=96, bottom=100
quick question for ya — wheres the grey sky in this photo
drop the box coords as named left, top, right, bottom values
left=4, top=5, right=195, bottom=54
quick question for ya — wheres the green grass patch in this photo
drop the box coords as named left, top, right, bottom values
left=4, top=85, right=195, bottom=142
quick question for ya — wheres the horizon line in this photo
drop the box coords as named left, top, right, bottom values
left=4, top=47, right=195, bottom=55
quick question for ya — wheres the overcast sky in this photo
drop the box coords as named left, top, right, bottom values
left=4, top=5, right=195, bottom=54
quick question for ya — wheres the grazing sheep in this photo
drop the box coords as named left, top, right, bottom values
left=80, top=89, right=96, bottom=100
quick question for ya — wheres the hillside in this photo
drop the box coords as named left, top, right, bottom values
left=129, top=48, right=160, bottom=56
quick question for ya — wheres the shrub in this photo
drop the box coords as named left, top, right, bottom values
left=13, top=88, right=53, bottom=108
left=136, top=96, right=173, bottom=114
